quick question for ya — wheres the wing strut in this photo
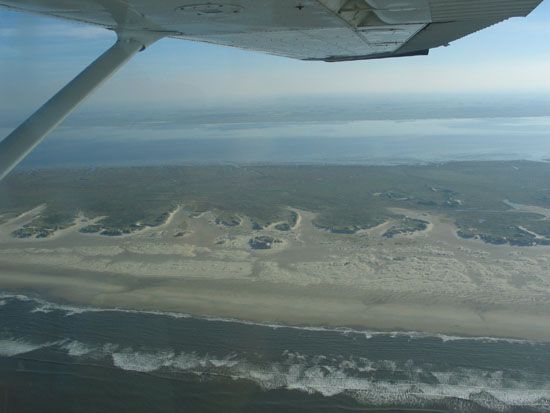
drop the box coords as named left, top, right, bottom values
left=0, top=32, right=161, bottom=181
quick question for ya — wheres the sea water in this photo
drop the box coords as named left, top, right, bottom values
left=0, top=292, right=549, bottom=412
left=4, top=115, right=550, bottom=169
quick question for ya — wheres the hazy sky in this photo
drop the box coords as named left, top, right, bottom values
left=1, top=2, right=549, bottom=113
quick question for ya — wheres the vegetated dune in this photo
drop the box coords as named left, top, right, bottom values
left=1, top=197, right=550, bottom=342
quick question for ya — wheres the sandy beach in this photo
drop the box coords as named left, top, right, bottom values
left=1, top=205, right=550, bottom=341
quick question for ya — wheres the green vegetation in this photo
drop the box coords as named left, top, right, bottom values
left=251, top=222, right=264, bottom=230
left=3, top=162, right=550, bottom=245
left=274, top=223, right=291, bottom=231
left=274, top=212, right=299, bottom=231
left=215, top=212, right=242, bottom=227
left=455, top=212, right=550, bottom=246
left=79, top=224, right=102, bottom=234
left=11, top=212, right=74, bottom=239
left=249, top=236, right=281, bottom=250
left=383, top=217, right=429, bottom=238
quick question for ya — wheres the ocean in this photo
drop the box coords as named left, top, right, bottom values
left=3, top=95, right=550, bottom=169
left=7, top=116, right=550, bottom=169
left=0, top=292, right=549, bottom=412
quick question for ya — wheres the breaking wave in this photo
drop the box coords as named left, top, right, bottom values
left=88, top=349, right=550, bottom=410
left=0, top=333, right=548, bottom=411
left=0, top=337, right=60, bottom=357
left=1, top=291, right=550, bottom=412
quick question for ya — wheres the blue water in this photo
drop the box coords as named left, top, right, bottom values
left=0, top=292, right=549, bottom=412
left=2, top=116, right=549, bottom=169
left=1, top=95, right=549, bottom=169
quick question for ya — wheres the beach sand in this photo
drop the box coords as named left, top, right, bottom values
left=1, top=206, right=550, bottom=341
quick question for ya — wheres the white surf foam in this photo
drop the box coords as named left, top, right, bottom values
left=60, top=340, right=97, bottom=357
left=0, top=292, right=32, bottom=302
left=0, top=337, right=57, bottom=357
left=71, top=343, right=550, bottom=409
left=1, top=327, right=548, bottom=411
left=2, top=292, right=192, bottom=319
left=111, top=349, right=176, bottom=373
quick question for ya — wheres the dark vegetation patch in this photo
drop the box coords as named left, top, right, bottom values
left=274, top=223, right=291, bottom=231
left=3, top=162, right=550, bottom=245
left=455, top=212, right=550, bottom=246
left=11, top=212, right=74, bottom=239
left=383, top=217, right=429, bottom=238
left=249, top=236, right=282, bottom=250
left=215, top=213, right=242, bottom=227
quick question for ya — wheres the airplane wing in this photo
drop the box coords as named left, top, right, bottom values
left=0, top=0, right=543, bottom=180
left=1, top=0, right=543, bottom=61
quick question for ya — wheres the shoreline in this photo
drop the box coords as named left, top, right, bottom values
left=1, top=266, right=549, bottom=343
left=0, top=289, right=534, bottom=345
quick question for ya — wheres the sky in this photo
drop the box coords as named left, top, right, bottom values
left=1, top=1, right=550, bottom=114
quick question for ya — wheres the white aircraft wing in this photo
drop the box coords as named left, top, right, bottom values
left=0, top=0, right=543, bottom=179
left=1, top=0, right=543, bottom=61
